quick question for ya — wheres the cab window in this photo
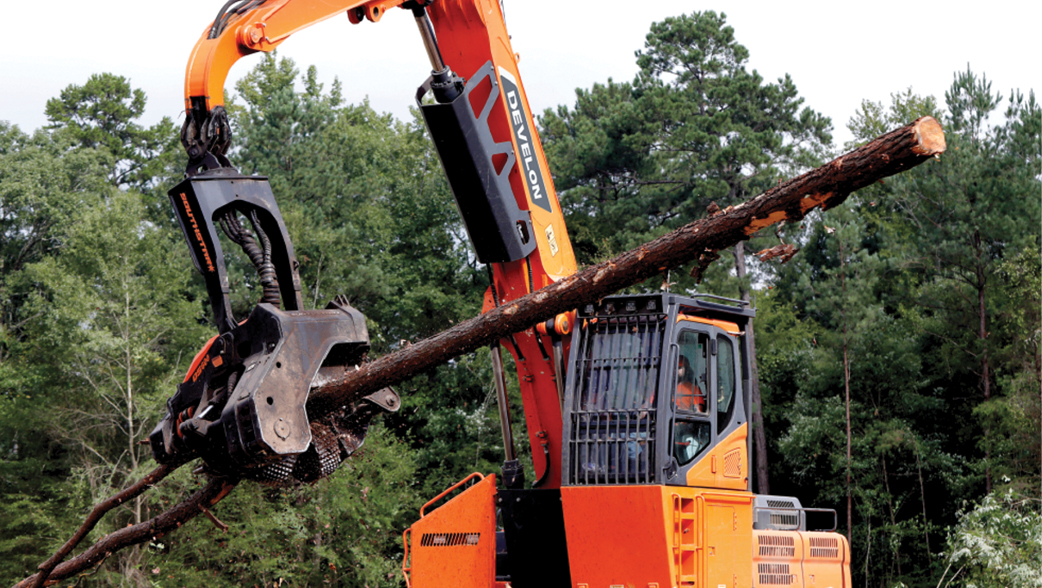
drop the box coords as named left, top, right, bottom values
left=675, top=331, right=708, bottom=415
left=673, top=420, right=710, bottom=466
left=716, top=334, right=736, bottom=431
left=674, top=330, right=711, bottom=466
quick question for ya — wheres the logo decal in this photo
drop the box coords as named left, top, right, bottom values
left=498, top=69, right=552, bottom=214
left=179, top=192, right=215, bottom=273
left=191, top=354, right=211, bottom=383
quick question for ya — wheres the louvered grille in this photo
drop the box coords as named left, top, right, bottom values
left=758, top=563, right=795, bottom=585
left=770, top=513, right=799, bottom=528
left=723, top=449, right=742, bottom=477
left=809, top=536, right=840, bottom=558
left=419, top=532, right=481, bottom=547
left=757, top=534, right=796, bottom=557
left=767, top=500, right=795, bottom=509
left=568, top=314, right=665, bottom=485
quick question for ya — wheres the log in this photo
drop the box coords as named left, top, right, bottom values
left=307, top=116, right=946, bottom=417
left=14, top=116, right=944, bottom=588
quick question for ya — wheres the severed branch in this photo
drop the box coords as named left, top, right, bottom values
left=15, top=116, right=944, bottom=588
left=26, top=464, right=177, bottom=588
left=14, top=476, right=237, bottom=588
left=306, top=116, right=946, bottom=416
left=757, top=243, right=800, bottom=264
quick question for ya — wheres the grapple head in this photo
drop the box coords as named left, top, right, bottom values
left=152, top=168, right=398, bottom=484
left=150, top=297, right=399, bottom=484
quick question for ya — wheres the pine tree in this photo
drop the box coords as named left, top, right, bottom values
left=44, top=73, right=181, bottom=197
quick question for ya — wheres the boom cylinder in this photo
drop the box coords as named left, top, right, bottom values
left=491, top=342, right=515, bottom=462
left=412, top=6, right=446, bottom=73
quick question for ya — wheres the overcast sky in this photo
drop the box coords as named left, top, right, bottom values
left=3, top=1, right=1038, bottom=148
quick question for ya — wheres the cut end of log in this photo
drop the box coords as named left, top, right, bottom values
left=911, top=116, right=946, bottom=156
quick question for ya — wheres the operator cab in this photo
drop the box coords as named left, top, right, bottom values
left=561, top=293, right=754, bottom=489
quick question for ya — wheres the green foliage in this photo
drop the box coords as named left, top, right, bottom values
left=540, top=10, right=831, bottom=288
left=44, top=72, right=148, bottom=152
left=984, top=246, right=1042, bottom=492
left=0, top=123, right=113, bottom=582
left=45, top=73, right=181, bottom=195
left=937, top=489, right=1042, bottom=588
left=767, top=67, right=1040, bottom=587
left=9, top=187, right=209, bottom=583
left=142, top=425, right=416, bottom=587
left=846, top=89, right=941, bottom=150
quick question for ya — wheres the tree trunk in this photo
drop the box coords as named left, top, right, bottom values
left=734, top=241, right=770, bottom=494
left=977, top=261, right=992, bottom=493
left=308, top=117, right=948, bottom=420
left=840, top=235, right=853, bottom=545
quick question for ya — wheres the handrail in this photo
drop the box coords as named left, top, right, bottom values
left=401, top=527, right=413, bottom=588
left=753, top=505, right=839, bottom=532
left=696, top=494, right=707, bottom=587
left=419, top=472, right=485, bottom=518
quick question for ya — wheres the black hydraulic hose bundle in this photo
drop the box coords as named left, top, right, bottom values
left=209, top=0, right=268, bottom=39
left=218, top=210, right=282, bottom=307
left=249, top=209, right=280, bottom=306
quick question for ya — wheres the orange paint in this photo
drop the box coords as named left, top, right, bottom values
left=560, top=486, right=762, bottom=588
left=183, top=335, right=217, bottom=383
left=677, top=314, right=742, bottom=335
left=403, top=474, right=497, bottom=588
left=562, top=486, right=674, bottom=586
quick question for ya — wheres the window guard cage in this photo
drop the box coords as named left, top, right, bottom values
left=567, top=313, right=666, bottom=485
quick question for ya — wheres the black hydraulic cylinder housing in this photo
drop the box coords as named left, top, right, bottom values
left=418, top=61, right=536, bottom=264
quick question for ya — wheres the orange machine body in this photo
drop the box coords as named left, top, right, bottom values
left=405, top=476, right=850, bottom=588
left=404, top=474, right=502, bottom=588
left=403, top=292, right=850, bottom=587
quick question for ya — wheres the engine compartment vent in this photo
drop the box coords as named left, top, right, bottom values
left=809, top=536, right=840, bottom=558
left=420, top=532, right=481, bottom=547
left=757, top=533, right=796, bottom=558
left=758, top=563, right=795, bottom=585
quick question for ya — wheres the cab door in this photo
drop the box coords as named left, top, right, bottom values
left=671, top=327, right=714, bottom=472
left=668, top=320, right=747, bottom=488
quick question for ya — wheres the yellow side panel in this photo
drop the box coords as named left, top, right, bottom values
left=686, top=423, right=750, bottom=490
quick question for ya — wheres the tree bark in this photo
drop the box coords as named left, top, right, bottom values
left=307, top=117, right=947, bottom=419
left=977, top=254, right=992, bottom=493
left=16, top=116, right=945, bottom=588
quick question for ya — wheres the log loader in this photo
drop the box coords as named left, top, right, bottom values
left=149, top=1, right=853, bottom=586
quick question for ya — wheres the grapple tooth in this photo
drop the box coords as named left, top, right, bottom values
left=250, top=454, right=298, bottom=486
left=292, top=421, right=343, bottom=483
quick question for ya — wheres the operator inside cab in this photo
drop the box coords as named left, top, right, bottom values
left=673, top=332, right=711, bottom=466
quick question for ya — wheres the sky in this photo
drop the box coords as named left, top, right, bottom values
left=2, top=0, right=1039, bottom=148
